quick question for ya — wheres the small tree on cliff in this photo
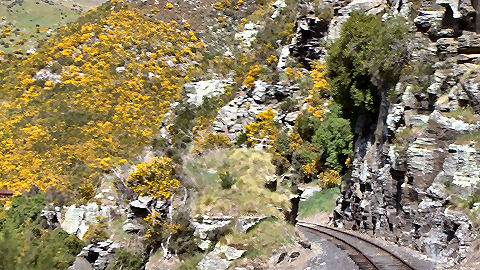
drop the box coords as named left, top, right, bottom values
left=327, top=12, right=408, bottom=118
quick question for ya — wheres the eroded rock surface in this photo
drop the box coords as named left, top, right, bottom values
left=331, top=0, right=480, bottom=266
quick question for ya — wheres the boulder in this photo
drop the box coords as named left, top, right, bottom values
left=184, top=79, right=232, bottom=106
left=129, top=195, right=152, bottom=217
left=68, top=257, right=94, bottom=270
left=193, top=216, right=234, bottom=249
left=197, top=252, right=230, bottom=270
left=61, top=205, right=85, bottom=235
left=250, top=80, right=268, bottom=103
left=264, top=175, right=277, bottom=191
left=277, top=46, right=290, bottom=70
left=73, top=241, right=119, bottom=270
left=235, top=216, right=268, bottom=233
left=458, top=32, right=480, bottom=54
left=122, top=218, right=145, bottom=233
left=299, top=186, right=322, bottom=201
left=215, top=244, right=246, bottom=260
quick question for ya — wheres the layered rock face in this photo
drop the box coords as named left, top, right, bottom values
left=332, top=0, right=480, bottom=266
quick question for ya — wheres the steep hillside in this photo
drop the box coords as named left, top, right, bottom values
left=0, top=1, right=204, bottom=195
left=1, top=0, right=479, bottom=269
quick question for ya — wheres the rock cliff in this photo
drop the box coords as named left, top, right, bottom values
left=331, top=0, right=480, bottom=266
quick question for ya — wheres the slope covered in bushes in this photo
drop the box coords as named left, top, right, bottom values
left=0, top=1, right=204, bottom=195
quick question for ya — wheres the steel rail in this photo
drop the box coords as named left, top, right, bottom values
left=297, top=221, right=416, bottom=270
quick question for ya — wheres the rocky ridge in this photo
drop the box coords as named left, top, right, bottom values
left=331, top=0, right=480, bottom=267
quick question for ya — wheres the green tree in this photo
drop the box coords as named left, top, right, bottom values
left=327, top=12, right=408, bottom=116
left=312, top=116, right=353, bottom=171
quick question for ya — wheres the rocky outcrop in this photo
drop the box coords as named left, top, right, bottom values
left=332, top=0, right=480, bottom=266
left=60, top=203, right=117, bottom=240
left=184, top=79, right=233, bottom=106
left=235, top=23, right=259, bottom=47
left=290, top=15, right=329, bottom=65
left=69, top=240, right=119, bottom=270
left=235, top=216, right=268, bottom=232
left=123, top=195, right=168, bottom=234
left=299, top=186, right=322, bottom=201
left=192, top=215, right=234, bottom=250
left=212, top=81, right=300, bottom=140
left=197, top=244, right=247, bottom=270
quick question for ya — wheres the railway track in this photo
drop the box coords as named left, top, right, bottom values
left=297, top=221, right=416, bottom=270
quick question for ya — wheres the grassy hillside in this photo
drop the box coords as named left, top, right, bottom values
left=0, top=0, right=82, bottom=53
left=0, top=0, right=204, bottom=196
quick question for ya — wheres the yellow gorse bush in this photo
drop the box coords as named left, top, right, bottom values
left=0, top=2, right=203, bottom=193
left=243, top=64, right=261, bottom=89
left=305, top=61, right=329, bottom=119
left=126, top=157, right=180, bottom=199
left=302, top=161, right=317, bottom=179
left=318, top=169, right=341, bottom=188
left=193, top=132, right=232, bottom=153
left=245, top=107, right=278, bottom=148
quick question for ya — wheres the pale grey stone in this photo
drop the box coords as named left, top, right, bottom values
left=235, top=216, right=267, bottom=233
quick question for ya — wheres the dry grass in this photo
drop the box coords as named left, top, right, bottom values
left=185, top=148, right=291, bottom=217
left=443, top=106, right=480, bottom=124
left=220, top=218, right=295, bottom=260
left=392, top=124, right=427, bottom=156
left=455, top=131, right=480, bottom=144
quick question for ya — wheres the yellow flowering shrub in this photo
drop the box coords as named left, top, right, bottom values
left=143, top=210, right=182, bottom=241
left=345, top=156, right=352, bottom=168
left=266, top=54, right=278, bottom=65
left=166, top=2, right=173, bottom=9
left=318, top=169, right=341, bottom=188
left=193, top=132, right=232, bottom=153
left=285, top=67, right=301, bottom=80
left=305, top=61, right=330, bottom=119
left=243, top=64, right=261, bottom=89
left=302, top=161, right=318, bottom=179
left=0, top=2, right=203, bottom=194
left=126, top=157, right=180, bottom=199
left=245, top=108, right=278, bottom=148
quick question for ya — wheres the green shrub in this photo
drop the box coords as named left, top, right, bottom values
left=296, top=111, right=322, bottom=141
left=168, top=210, right=198, bottom=257
left=274, top=131, right=290, bottom=156
left=0, top=194, right=86, bottom=270
left=83, top=220, right=109, bottom=243
left=110, top=248, right=145, bottom=270
left=291, top=145, right=321, bottom=173
left=312, top=116, right=353, bottom=171
left=235, top=132, right=248, bottom=146
left=327, top=12, right=408, bottom=117
left=271, top=153, right=291, bottom=175
left=218, top=171, right=236, bottom=189
left=279, top=97, right=297, bottom=113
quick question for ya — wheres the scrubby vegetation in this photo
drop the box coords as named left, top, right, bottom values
left=0, top=193, right=86, bottom=270
left=0, top=0, right=418, bottom=267
left=109, top=248, right=146, bottom=270
left=126, top=157, right=180, bottom=199
left=221, top=218, right=295, bottom=261
left=0, top=1, right=204, bottom=195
